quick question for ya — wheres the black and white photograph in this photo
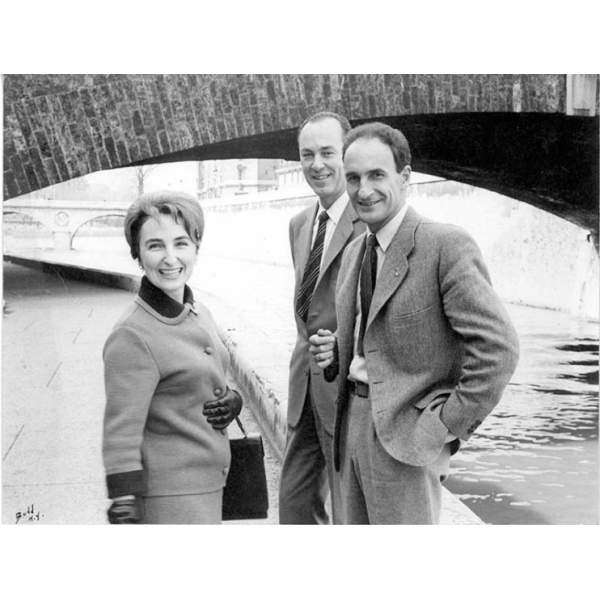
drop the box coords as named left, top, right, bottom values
left=3, top=73, right=598, bottom=528
left=0, top=6, right=598, bottom=596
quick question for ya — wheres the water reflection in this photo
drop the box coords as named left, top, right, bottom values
left=445, top=304, right=598, bottom=524
left=555, top=343, right=598, bottom=352
left=555, top=372, right=598, bottom=385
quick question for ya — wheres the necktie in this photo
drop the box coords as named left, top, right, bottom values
left=296, top=210, right=329, bottom=322
left=357, top=233, right=378, bottom=356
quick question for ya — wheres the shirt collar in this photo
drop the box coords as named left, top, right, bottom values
left=369, top=201, right=409, bottom=252
left=318, top=191, right=348, bottom=227
left=138, top=276, right=195, bottom=318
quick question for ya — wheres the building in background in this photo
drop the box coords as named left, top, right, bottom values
left=274, top=160, right=310, bottom=192
left=198, top=159, right=279, bottom=200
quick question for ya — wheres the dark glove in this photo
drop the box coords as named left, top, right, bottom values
left=202, top=388, right=243, bottom=430
left=107, top=496, right=143, bottom=524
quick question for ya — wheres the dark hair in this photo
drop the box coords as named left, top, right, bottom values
left=124, top=190, right=204, bottom=261
left=297, top=111, right=351, bottom=140
left=343, top=122, right=412, bottom=172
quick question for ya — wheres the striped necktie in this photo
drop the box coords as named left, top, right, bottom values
left=357, top=233, right=378, bottom=356
left=296, top=210, right=329, bottom=322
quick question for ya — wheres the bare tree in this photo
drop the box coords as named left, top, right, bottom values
left=135, top=165, right=157, bottom=196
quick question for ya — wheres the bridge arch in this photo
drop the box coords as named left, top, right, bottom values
left=70, top=213, right=125, bottom=240
left=2, top=199, right=128, bottom=251
left=4, top=208, right=35, bottom=219
left=3, top=209, right=54, bottom=250
left=70, top=213, right=126, bottom=251
left=3, top=74, right=599, bottom=240
left=3, top=207, right=55, bottom=232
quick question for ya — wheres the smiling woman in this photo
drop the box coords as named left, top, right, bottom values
left=137, top=215, right=199, bottom=303
left=102, top=191, right=243, bottom=524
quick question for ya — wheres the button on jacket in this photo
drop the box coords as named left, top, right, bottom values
left=102, top=277, right=232, bottom=499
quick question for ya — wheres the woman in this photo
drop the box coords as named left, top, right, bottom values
left=102, top=190, right=242, bottom=524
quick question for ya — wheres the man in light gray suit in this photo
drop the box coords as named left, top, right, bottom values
left=310, top=122, right=519, bottom=524
left=279, top=112, right=365, bottom=524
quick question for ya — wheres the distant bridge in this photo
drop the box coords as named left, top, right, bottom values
left=3, top=74, right=599, bottom=241
left=3, top=198, right=126, bottom=250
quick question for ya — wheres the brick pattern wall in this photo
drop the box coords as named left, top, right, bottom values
left=4, top=74, right=567, bottom=199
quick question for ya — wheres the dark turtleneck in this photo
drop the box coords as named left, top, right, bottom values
left=138, top=275, right=194, bottom=318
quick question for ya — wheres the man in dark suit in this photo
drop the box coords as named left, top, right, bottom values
left=309, top=122, right=519, bottom=523
left=279, top=112, right=365, bottom=524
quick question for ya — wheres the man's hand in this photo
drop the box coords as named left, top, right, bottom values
left=203, top=388, right=243, bottom=430
left=107, top=495, right=143, bottom=524
left=309, top=329, right=337, bottom=369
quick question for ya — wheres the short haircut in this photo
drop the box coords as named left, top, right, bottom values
left=343, top=122, right=412, bottom=172
left=297, top=111, right=351, bottom=141
left=124, top=190, right=204, bottom=261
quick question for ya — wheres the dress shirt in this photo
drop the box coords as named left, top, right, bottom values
left=348, top=202, right=409, bottom=384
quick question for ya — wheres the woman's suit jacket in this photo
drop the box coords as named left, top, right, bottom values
left=102, top=277, right=232, bottom=499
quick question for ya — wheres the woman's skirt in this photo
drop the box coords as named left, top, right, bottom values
left=141, top=489, right=222, bottom=524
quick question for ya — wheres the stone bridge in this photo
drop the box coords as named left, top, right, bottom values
left=3, top=197, right=126, bottom=250
left=3, top=74, right=599, bottom=240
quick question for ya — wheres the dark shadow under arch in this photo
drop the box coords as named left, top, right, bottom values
left=132, top=112, right=598, bottom=241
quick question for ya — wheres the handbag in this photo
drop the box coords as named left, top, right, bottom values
left=222, top=416, right=269, bottom=520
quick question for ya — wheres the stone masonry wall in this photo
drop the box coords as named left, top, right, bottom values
left=4, top=74, right=567, bottom=198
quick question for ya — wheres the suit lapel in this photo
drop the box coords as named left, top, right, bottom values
left=337, top=234, right=366, bottom=364
left=317, top=201, right=358, bottom=286
left=366, top=206, right=420, bottom=330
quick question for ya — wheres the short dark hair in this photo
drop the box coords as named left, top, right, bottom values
left=124, top=190, right=204, bottom=261
left=343, top=122, right=412, bottom=172
left=297, top=111, right=351, bottom=141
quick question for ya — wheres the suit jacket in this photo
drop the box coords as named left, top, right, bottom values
left=330, top=207, right=520, bottom=469
left=103, top=277, right=231, bottom=498
left=288, top=199, right=365, bottom=434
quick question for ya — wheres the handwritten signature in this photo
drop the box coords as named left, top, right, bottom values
left=15, top=504, right=44, bottom=524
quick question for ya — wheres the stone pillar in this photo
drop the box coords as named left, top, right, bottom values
left=52, top=230, right=72, bottom=251
left=566, top=74, right=599, bottom=116
left=52, top=210, right=72, bottom=251
left=572, top=231, right=600, bottom=320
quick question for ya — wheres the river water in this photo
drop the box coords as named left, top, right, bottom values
left=3, top=199, right=598, bottom=524
left=446, top=303, right=598, bottom=524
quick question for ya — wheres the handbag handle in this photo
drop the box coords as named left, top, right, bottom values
left=234, top=415, right=247, bottom=438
